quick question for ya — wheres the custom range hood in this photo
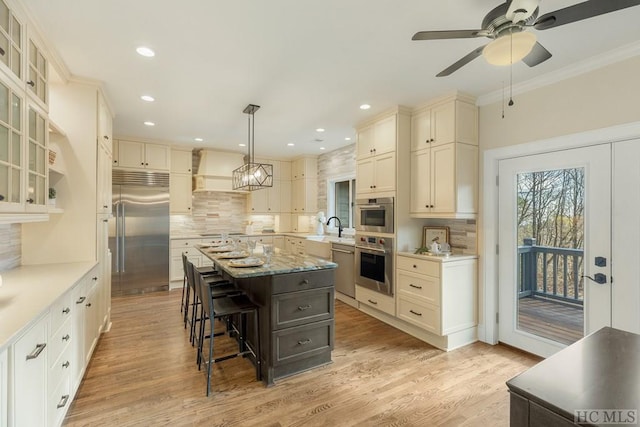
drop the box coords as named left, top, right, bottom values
left=193, top=149, right=245, bottom=192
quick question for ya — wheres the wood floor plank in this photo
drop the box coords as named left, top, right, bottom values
left=63, top=290, right=539, bottom=426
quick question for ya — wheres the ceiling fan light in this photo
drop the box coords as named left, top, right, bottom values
left=483, top=31, right=537, bottom=66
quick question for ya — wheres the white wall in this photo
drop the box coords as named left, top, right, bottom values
left=476, top=56, right=640, bottom=342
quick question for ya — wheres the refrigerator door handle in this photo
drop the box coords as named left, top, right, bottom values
left=121, top=203, right=126, bottom=273
left=114, top=201, right=120, bottom=273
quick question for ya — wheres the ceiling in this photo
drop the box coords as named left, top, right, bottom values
left=24, top=0, right=640, bottom=158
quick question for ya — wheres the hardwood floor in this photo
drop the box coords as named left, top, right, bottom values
left=63, top=290, right=540, bottom=427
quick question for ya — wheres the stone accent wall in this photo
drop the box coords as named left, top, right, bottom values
left=422, top=218, right=477, bottom=254
left=0, top=224, right=21, bottom=271
left=317, top=144, right=356, bottom=213
left=170, top=191, right=248, bottom=235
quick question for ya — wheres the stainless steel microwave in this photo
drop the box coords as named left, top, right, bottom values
left=355, top=197, right=394, bottom=234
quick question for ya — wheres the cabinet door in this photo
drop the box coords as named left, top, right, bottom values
left=71, top=277, right=87, bottom=387
left=356, top=125, right=375, bottom=159
left=292, top=179, right=305, bottom=213
left=170, top=173, right=192, bottom=214
left=117, top=140, right=145, bottom=168
left=431, top=144, right=456, bottom=213
left=144, top=143, right=170, bottom=170
left=268, top=180, right=281, bottom=212
left=356, top=159, right=375, bottom=195
left=374, top=114, right=396, bottom=155
left=410, top=149, right=431, bottom=213
left=280, top=161, right=292, bottom=181
left=411, top=110, right=431, bottom=152
left=27, top=39, right=48, bottom=105
left=301, top=179, right=317, bottom=213
left=373, top=152, right=395, bottom=193
left=431, top=101, right=456, bottom=146
left=171, top=149, right=192, bottom=174
left=12, top=314, right=48, bottom=427
left=97, top=94, right=112, bottom=154
left=0, top=81, right=23, bottom=211
left=26, top=105, right=48, bottom=211
left=84, top=276, right=99, bottom=364
left=97, top=143, right=112, bottom=214
left=280, top=180, right=292, bottom=212
left=0, top=348, right=6, bottom=427
left=249, top=185, right=269, bottom=213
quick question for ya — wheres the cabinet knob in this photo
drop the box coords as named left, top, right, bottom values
left=114, top=160, right=118, bottom=164
left=62, top=307, right=70, bottom=314
left=27, top=80, right=35, bottom=87
left=140, top=162, right=144, bottom=165
left=145, top=163, right=149, bottom=166
left=62, top=361, right=70, bottom=369
left=413, top=265, right=417, bottom=268
left=92, top=276, right=98, bottom=281
left=104, top=135, right=109, bottom=140
left=62, top=334, right=70, bottom=341
left=430, top=138, right=435, bottom=142
left=26, top=198, right=34, bottom=204
left=86, top=303, right=92, bottom=307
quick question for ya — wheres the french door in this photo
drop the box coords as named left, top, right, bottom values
left=498, top=144, right=611, bottom=357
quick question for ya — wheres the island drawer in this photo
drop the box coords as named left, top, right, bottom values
left=272, top=319, right=333, bottom=366
left=272, top=270, right=334, bottom=294
left=272, top=287, right=334, bottom=330
left=397, top=256, right=439, bottom=277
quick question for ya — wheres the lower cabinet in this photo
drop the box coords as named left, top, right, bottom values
left=0, top=348, right=6, bottom=427
left=355, top=285, right=396, bottom=316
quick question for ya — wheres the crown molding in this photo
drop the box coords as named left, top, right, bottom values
left=476, top=40, right=640, bottom=106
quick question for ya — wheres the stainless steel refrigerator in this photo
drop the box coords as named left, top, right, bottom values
left=109, top=170, right=170, bottom=296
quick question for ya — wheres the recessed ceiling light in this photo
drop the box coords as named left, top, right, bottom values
left=140, top=95, right=155, bottom=102
left=136, top=46, right=155, bottom=57
left=320, top=147, right=326, bottom=150
left=194, top=137, right=204, bottom=142
left=287, top=143, right=295, bottom=146
left=239, top=143, right=246, bottom=147
left=360, top=104, right=371, bottom=110
left=143, top=121, right=155, bottom=126
left=316, top=128, right=325, bottom=132
left=345, top=137, right=351, bottom=141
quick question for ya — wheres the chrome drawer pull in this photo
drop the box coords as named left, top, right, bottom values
left=26, top=343, right=46, bottom=360
left=409, top=309, right=423, bottom=317
left=76, top=296, right=86, bottom=304
left=62, top=360, right=70, bottom=369
left=409, top=284, right=423, bottom=290
left=301, top=279, right=309, bottom=285
left=57, top=395, right=70, bottom=409
left=367, top=299, right=378, bottom=305
left=62, top=334, right=70, bottom=342
left=297, top=339, right=312, bottom=346
left=297, top=305, right=312, bottom=311
left=62, top=307, right=70, bottom=314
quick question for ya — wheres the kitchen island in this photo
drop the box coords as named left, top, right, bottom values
left=200, top=247, right=337, bottom=385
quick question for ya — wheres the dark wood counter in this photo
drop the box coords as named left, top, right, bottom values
left=507, top=327, right=640, bottom=426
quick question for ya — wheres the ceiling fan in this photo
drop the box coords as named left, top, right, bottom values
left=412, top=0, right=640, bottom=77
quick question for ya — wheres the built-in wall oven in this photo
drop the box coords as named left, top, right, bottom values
left=355, top=234, right=393, bottom=296
left=355, top=197, right=394, bottom=234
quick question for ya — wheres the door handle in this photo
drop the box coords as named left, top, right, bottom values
left=583, top=273, right=607, bottom=284
left=121, top=203, right=126, bottom=273
left=114, top=201, right=120, bottom=273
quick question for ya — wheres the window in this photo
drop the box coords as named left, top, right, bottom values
left=327, top=176, right=355, bottom=229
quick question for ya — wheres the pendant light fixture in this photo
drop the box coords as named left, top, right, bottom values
left=232, top=104, right=273, bottom=191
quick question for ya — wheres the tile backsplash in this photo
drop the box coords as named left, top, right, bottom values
left=422, top=218, right=477, bottom=254
left=317, top=144, right=356, bottom=213
left=0, top=224, right=21, bottom=271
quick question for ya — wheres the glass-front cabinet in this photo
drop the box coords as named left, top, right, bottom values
left=26, top=104, right=47, bottom=211
left=0, top=78, right=22, bottom=211
left=0, top=0, right=22, bottom=81
left=27, top=38, right=46, bottom=105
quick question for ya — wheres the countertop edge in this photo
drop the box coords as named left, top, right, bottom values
left=397, top=251, right=478, bottom=262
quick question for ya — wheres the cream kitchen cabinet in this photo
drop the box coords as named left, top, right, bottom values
left=47, top=291, right=73, bottom=427
left=396, top=254, right=476, bottom=337
left=291, top=157, right=317, bottom=180
left=356, top=285, right=395, bottom=316
left=171, top=148, right=192, bottom=174
left=291, top=177, right=317, bottom=214
left=116, top=140, right=170, bottom=171
left=170, top=173, right=192, bottom=214
left=410, top=98, right=477, bottom=152
left=10, top=312, right=48, bottom=427
left=0, top=1, right=23, bottom=83
left=97, top=94, right=112, bottom=155
left=279, top=179, right=292, bottom=213
left=249, top=180, right=281, bottom=213
left=0, top=78, right=24, bottom=212
left=27, top=37, right=48, bottom=107
left=96, top=141, right=112, bottom=214
left=356, top=152, right=395, bottom=196
left=0, top=347, right=5, bottom=427
left=356, top=114, right=396, bottom=160
left=169, top=238, right=212, bottom=285
left=26, top=103, right=48, bottom=212
left=410, top=142, right=477, bottom=217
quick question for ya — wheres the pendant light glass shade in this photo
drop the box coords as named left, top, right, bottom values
left=232, top=104, right=273, bottom=191
left=483, top=31, right=537, bottom=66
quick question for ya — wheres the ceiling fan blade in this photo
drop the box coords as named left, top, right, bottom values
left=412, top=29, right=486, bottom=41
left=506, top=0, right=540, bottom=23
left=534, top=0, right=640, bottom=30
left=436, top=45, right=486, bottom=77
left=522, top=42, right=552, bottom=67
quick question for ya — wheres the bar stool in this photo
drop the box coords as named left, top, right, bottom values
left=182, top=253, right=221, bottom=325
left=196, top=271, right=261, bottom=396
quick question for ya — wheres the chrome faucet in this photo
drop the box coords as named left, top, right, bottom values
left=326, top=216, right=343, bottom=238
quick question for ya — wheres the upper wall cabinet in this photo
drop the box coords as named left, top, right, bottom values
left=116, top=140, right=170, bottom=171
left=410, top=99, right=477, bottom=151
left=171, top=149, right=192, bottom=174
left=0, top=78, right=23, bottom=211
left=356, top=114, right=396, bottom=160
left=27, top=37, right=47, bottom=107
left=97, top=93, right=112, bottom=154
left=26, top=104, right=48, bottom=211
left=0, top=0, right=23, bottom=82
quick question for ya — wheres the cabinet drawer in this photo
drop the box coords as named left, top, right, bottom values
left=50, top=292, right=73, bottom=336
left=170, top=238, right=202, bottom=249
left=397, top=271, right=440, bottom=306
left=397, top=256, right=439, bottom=277
left=48, top=317, right=72, bottom=369
left=272, top=319, right=333, bottom=366
left=272, top=270, right=334, bottom=294
left=255, top=236, right=273, bottom=244
left=48, top=374, right=71, bottom=427
left=355, top=285, right=395, bottom=316
left=273, top=288, right=334, bottom=330
left=48, top=341, right=72, bottom=396
left=397, top=296, right=440, bottom=334
left=170, top=246, right=202, bottom=258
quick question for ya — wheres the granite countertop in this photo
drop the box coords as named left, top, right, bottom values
left=199, top=247, right=337, bottom=279
left=0, top=261, right=97, bottom=351
left=171, top=232, right=355, bottom=246
left=397, top=251, right=478, bottom=262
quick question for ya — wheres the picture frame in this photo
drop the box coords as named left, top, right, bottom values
left=423, top=226, right=450, bottom=247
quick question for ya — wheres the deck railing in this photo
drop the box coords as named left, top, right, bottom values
left=518, top=238, right=584, bottom=305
